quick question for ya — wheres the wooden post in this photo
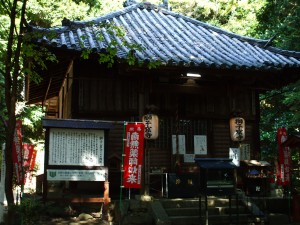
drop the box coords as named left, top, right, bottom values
left=104, top=181, right=110, bottom=204
left=103, top=181, right=110, bottom=220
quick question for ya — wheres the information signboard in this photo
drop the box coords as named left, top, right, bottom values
left=49, top=128, right=104, bottom=166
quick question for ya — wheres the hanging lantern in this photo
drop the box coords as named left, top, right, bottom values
left=230, top=117, right=245, bottom=141
left=142, top=114, right=159, bottom=140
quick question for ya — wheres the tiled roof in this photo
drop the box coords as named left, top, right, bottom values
left=30, top=2, right=300, bottom=70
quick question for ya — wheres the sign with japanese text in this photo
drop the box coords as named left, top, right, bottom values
left=47, top=169, right=108, bottom=181
left=240, top=143, right=251, bottom=160
left=230, top=117, right=245, bottom=141
left=142, top=114, right=159, bottom=139
left=30, top=149, right=37, bottom=171
left=123, top=123, right=145, bottom=189
left=229, top=148, right=240, bottom=167
left=23, top=143, right=35, bottom=184
left=172, top=135, right=186, bottom=154
left=277, top=128, right=291, bottom=186
left=23, top=143, right=34, bottom=168
left=12, top=120, right=24, bottom=185
left=194, top=135, right=207, bottom=155
left=49, top=128, right=104, bottom=166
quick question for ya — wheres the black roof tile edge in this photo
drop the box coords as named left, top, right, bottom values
left=27, top=2, right=300, bottom=62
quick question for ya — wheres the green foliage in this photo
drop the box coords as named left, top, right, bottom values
left=256, top=0, right=300, bottom=51
left=11, top=198, right=72, bottom=225
left=17, top=198, right=44, bottom=225
left=259, top=84, right=300, bottom=161
left=170, top=0, right=266, bottom=37
left=20, top=105, right=45, bottom=144
left=26, top=0, right=103, bottom=27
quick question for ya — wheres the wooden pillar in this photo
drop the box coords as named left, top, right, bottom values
left=104, top=181, right=110, bottom=204
left=103, top=181, right=110, bottom=220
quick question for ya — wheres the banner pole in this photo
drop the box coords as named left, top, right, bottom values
left=129, top=188, right=131, bottom=200
left=120, top=122, right=127, bottom=211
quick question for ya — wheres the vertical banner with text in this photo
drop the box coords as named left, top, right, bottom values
left=123, top=123, right=145, bottom=189
left=23, top=143, right=36, bottom=184
left=12, top=120, right=23, bottom=185
left=277, top=127, right=291, bottom=186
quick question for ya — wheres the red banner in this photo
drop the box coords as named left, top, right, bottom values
left=12, top=120, right=23, bottom=185
left=23, top=143, right=34, bottom=168
left=30, top=149, right=37, bottom=171
left=277, top=128, right=291, bottom=186
left=122, top=123, right=145, bottom=189
left=23, top=143, right=35, bottom=184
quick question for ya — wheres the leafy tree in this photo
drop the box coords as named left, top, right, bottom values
left=170, top=0, right=266, bottom=37
left=257, top=0, right=300, bottom=162
left=256, top=0, right=300, bottom=51
left=0, top=0, right=152, bottom=211
left=0, top=0, right=106, bottom=209
left=1, top=0, right=30, bottom=208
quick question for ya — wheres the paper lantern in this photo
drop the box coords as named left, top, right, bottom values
left=230, top=117, right=245, bottom=141
left=142, top=114, right=159, bottom=140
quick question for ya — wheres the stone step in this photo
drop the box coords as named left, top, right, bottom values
left=165, top=207, right=199, bottom=217
left=267, top=213, right=290, bottom=225
left=168, top=214, right=260, bottom=225
left=160, top=197, right=241, bottom=209
left=165, top=205, right=248, bottom=217
left=160, top=199, right=199, bottom=209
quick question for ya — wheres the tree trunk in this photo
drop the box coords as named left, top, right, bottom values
left=5, top=120, right=15, bottom=206
left=4, top=119, right=16, bottom=225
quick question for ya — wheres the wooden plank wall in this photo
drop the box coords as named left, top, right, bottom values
left=212, top=120, right=255, bottom=158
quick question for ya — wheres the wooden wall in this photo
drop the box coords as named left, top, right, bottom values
left=69, top=61, right=260, bottom=175
left=59, top=61, right=74, bottom=119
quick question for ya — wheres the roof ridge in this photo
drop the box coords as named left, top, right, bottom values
left=160, top=9, right=270, bottom=47
left=64, top=2, right=164, bottom=26
left=64, top=2, right=271, bottom=48
left=27, top=1, right=300, bottom=68
left=265, top=46, right=300, bottom=58
left=36, top=2, right=283, bottom=53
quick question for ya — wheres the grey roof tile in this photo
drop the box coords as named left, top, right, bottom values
left=30, top=2, right=300, bottom=70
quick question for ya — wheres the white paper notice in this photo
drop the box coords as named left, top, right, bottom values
left=194, top=135, right=207, bottom=155
left=172, top=135, right=186, bottom=154
left=229, top=148, right=240, bottom=167
left=184, top=154, right=195, bottom=163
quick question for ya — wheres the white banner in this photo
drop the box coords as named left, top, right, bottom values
left=47, top=169, right=108, bottom=181
left=49, top=128, right=104, bottom=166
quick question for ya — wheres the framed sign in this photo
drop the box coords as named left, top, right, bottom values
left=49, top=128, right=104, bottom=166
left=47, top=169, right=108, bottom=181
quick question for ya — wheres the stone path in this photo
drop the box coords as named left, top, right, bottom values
left=36, top=214, right=110, bottom=225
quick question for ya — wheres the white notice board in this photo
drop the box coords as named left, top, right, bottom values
left=49, top=128, right=104, bottom=166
